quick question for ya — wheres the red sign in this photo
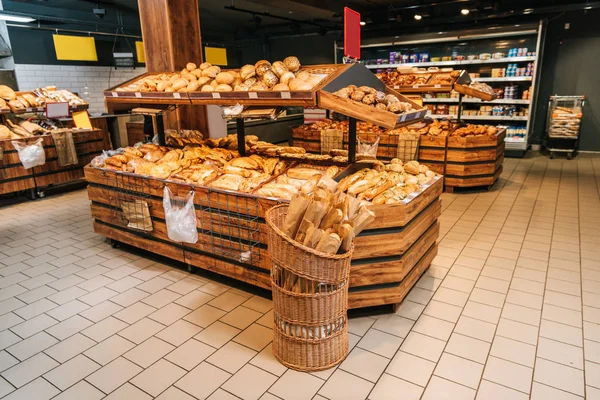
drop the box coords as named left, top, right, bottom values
left=344, top=7, right=361, bottom=60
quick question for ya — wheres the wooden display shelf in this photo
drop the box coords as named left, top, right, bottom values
left=385, top=70, right=470, bottom=94
left=418, top=135, right=447, bottom=175
left=85, top=165, right=442, bottom=310
left=105, top=65, right=349, bottom=107
left=453, top=83, right=497, bottom=102
left=6, top=91, right=89, bottom=114
left=0, top=129, right=105, bottom=195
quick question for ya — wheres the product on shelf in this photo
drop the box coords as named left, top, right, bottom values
left=0, top=85, right=88, bottom=113
left=390, top=119, right=453, bottom=137
left=451, top=124, right=498, bottom=137
left=332, top=85, right=416, bottom=114
left=337, top=161, right=435, bottom=204
left=116, top=57, right=327, bottom=93
left=548, top=106, right=582, bottom=138
left=376, top=72, right=431, bottom=86
left=296, top=119, right=386, bottom=135
left=165, top=129, right=204, bottom=147
left=0, top=119, right=47, bottom=139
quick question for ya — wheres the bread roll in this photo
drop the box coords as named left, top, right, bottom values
left=165, top=87, right=175, bottom=92
left=295, top=81, right=313, bottom=91
left=229, top=70, right=240, bottom=79
left=240, top=64, right=256, bottom=80
left=234, top=83, right=250, bottom=91
left=254, top=60, right=271, bottom=68
left=199, top=62, right=212, bottom=70
left=215, top=72, right=234, bottom=85
left=191, top=68, right=203, bottom=78
left=215, top=84, right=232, bottom=92
left=201, top=85, right=214, bottom=92
left=307, top=75, right=323, bottom=87
left=169, top=74, right=181, bottom=84
left=288, top=78, right=304, bottom=91
left=181, top=73, right=196, bottom=82
left=249, top=82, right=268, bottom=91
left=187, top=81, right=200, bottom=91
left=279, top=71, right=295, bottom=85
left=197, top=77, right=211, bottom=86
left=157, top=81, right=171, bottom=91
left=244, top=77, right=257, bottom=86
left=283, top=56, right=301, bottom=72
left=271, top=61, right=288, bottom=77
left=296, top=70, right=311, bottom=81
left=255, top=62, right=271, bottom=78
left=262, top=70, right=279, bottom=88
left=202, top=65, right=221, bottom=78
left=272, top=83, right=290, bottom=92
left=210, top=80, right=219, bottom=88
left=171, top=79, right=188, bottom=91
left=186, top=62, right=197, bottom=71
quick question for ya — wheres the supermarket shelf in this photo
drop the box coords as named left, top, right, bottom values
left=473, top=77, right=532, bottom=82
left=364, top=56, right=536, bottom=70
left=427, top=113, right=529, bottom=121
left=505, top=140, right=528, bottom=151
left=423, top=98, right=530, bottom=105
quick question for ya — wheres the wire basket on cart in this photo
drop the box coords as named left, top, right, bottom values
left=266, top=204, right=352, bottom=372
left=545, top=95, right=585, bottom=159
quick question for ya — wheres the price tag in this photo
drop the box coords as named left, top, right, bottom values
left=412, top=85, right=420, bottom=89
left=248, top=92, right=258, bottom=99
left=434, top=84, right=441, bottom=88
left=211, top=92, right=221, bottom=99
left=135, top=92, right=142, bottom=98
left=111, top=92, right=118, bottom=97
left=46, top=102, right=70, bottom=118
left=280, top=92, right=291, bottom=99
left=173, top=93, right=181, bottom=99
left=25, top=108, right=32, bottom=112
left=393, top=85, right=400, bottom=89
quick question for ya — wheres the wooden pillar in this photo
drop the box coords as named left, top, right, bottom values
left=137, top=0, right=209, bottom=135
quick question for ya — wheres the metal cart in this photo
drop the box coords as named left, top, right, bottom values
left=545, top=95, right=585, bottom=160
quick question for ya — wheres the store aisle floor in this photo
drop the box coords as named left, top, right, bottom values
left=0, top=154, right=599, bottom=400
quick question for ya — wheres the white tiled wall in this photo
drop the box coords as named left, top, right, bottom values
left=14, top=64, right=146, bottom=114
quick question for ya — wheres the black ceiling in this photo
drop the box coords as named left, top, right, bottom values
left=4, top=0, right=600, bottom=40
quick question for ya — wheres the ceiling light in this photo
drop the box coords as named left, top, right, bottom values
left=524, top=8, right=533, bottom=14
left=414, top=14, right=422, bottom=20
left=461, top=9, right=470, bottom=15
left=0, top=14, right=36, bottom=23
left=584, top=6, right=592, bottom=9
left=360, top=21, right=366, bottom=26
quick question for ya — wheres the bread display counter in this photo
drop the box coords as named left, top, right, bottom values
left=84, top=138, right=442, bottom=310
left=1, top=129, right=105, bottom=196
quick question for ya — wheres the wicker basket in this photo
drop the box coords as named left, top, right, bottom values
left=266, top=204, right=353, bottom=371
left=266, top=205, right=352, bottom=284
left=272, top=320, right=348, bottom=372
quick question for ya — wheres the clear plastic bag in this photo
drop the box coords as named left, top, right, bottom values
left=12, top=138, right=46, bottom=169
left=163, top=186, right=198, bottom=243
left=357, top=136, right=380, bottom=160
left=90, top=151, right=109, bottom=168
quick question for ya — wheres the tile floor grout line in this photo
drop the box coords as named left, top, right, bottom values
left=472, top=157, right=549, bottom=398
left=418, top=157, right=533, bottom=399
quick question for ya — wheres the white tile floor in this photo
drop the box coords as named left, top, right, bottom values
left=1, top=154, right=600, bottom=399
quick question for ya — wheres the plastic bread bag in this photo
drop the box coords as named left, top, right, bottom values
left=357, top=135, right=380, bottom=160
left=90, top=150, right=109, bottom=168
left=11, top=138, right=46, bottom=169
left=163, top=186, right=198, bottom=243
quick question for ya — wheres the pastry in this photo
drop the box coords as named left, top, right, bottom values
left=262, top=70, right=279, bottom=88
left=215, top=84, right=232, bottom=91
left=215, top=72, right=234, bottom=85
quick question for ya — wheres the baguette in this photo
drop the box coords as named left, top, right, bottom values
left=347, top=179, right=378, bottom=196
left=286, top=167, right=323, bottom=180
left=315, top=232, right=342, bottom=254
left=283, top=193, right=310, bottom=237
left=300, top=174, right=322, bottom=194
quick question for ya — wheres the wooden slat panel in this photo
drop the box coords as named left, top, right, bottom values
left=447, top=129, right=506, bottom=148
left=445, top=165, right=503, bottom=188
left=349, top=222, right=438, bottom=287
left=348, top=243, right=437, bottom=309
left=353, top=200, right=441, bottom=259
left=418, top=148, right=446, bottom=162
left=419, top=135, right=447, bottom=148
left=445, top=154, right=504, bottom=176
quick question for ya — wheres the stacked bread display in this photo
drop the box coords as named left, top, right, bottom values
left=0, top=85, right=87, bottom=112
left=116, top=57, right=327, bottom=93
left=332, top=85, right=416, bottom=114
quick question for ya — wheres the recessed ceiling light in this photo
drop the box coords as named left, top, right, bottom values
left=360, top=21, right=366, bottom=26
left=0, top=14, right=36, bottom=23
left=461, top=9, right=470, bottom=15
left=524, top=8, right=533, bottom=14
left=414, top=14, right=422, bottom=20
left=584, top=6, right=592, bottom=9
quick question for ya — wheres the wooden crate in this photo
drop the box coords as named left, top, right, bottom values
left=418, top=135, right=447, bottom=175
left=85, top=165, right=442, bottom=310
left=444, top=129, right=506, bottom=191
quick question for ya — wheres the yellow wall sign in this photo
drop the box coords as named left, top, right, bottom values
left=136, top=41, right=145, bottom=63
left=205, top=47, right=227, bottom=66
left=53, top=34, right=98, bottom=61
